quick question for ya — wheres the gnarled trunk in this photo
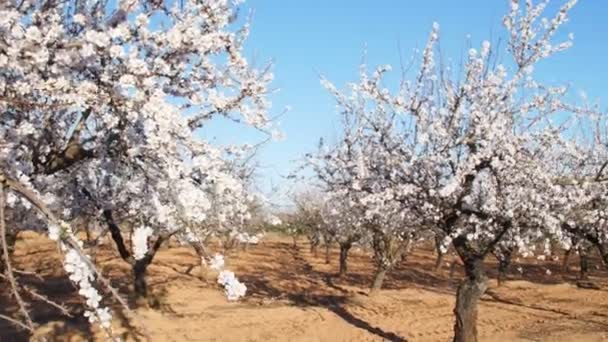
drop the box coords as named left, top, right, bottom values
left=453, top=257, right=488, bottom=342
left=338, top=243, right=351, bottom=277
left=369, top=231, right=409, bottom=294
left=369, top=267, right=387, bottom=295
left=103, top=209, right=174, bottom=299
left=133, top=259, right=149, bottom=298
left=452, top=233, right=492, bottom=342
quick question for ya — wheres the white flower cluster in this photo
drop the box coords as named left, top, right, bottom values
left=217, top=270, right=247, bottom=301
left=266, top=214, right=282, bottom=226
left=208, top=254, right=247, bottom=301
left=63, top=247, right=112, bottom=329
left=236, top=232, right=264, bottom=244
left=209, top=253, right=225, bottom=271
left=132, top=226, right=154, bottom=260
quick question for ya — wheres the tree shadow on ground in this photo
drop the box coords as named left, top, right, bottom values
left=0, top=273, right=92, bottom=341
left=239, top=241, right=408, bottom=341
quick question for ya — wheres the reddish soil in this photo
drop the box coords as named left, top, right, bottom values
left=2, top=232, right=608, bottom=341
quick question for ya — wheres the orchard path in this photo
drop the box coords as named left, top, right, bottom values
left=2, top=232, right=608, bottom=341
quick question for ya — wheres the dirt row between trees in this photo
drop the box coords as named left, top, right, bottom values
left=2, top=232, right=608, bottom=341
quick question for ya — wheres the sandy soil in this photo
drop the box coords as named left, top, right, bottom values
left=2, top=232, right=608, bottom=341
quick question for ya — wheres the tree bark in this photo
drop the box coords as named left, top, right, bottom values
left=130, top=233, right=171, bottom=299
left=451, top=234, right=490, bottom=342
left=190, top=241, right=209, bottom=280
left=133, top=259, right=149, bottom=298
left=562, top=247, right=573, bottom=273
left=595, top=243, right=608, bottom=267
left=434, top=234, right=445, bottom=271
left=434, top=252, right=445, bottom=271
left=449, top=257, right=459, bottom=279
left=496, top=257, right=509, bottom=286
left=579, top=245, right=589, bottom=280
left=338, top=243, right=351, bottom=277
left=493, top=247, right=513, bottom=286
left=292, top=235, right=298, bottom=249
left=369, top=267, right=387, bottom=295
left=453, top=256, right=487, bottom=342
left=310, top=243, right=318, bottom=257
left=103, top=209, right=174, bottom=299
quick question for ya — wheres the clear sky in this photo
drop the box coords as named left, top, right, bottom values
left=197, top=1, right=608, bottom=201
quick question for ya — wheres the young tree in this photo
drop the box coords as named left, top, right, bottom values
left=320, top=194, right=366, bottom=277
left=292, top=191, right=325, bottom=257
left=550, top=115, right=608, bottom=279
left=308, top=134, right=368, bottom=277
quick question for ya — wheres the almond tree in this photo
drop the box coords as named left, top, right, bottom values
left=291, top=190, right=325, bottom=257
left=551, top=116, right=608, bottom=278
left=318, top=1, right=591, bottom=340
left=307, top=119, right=371, bottom=278
left=320, top=192, right=366, bottom=277
left=0, top=0, right=274, bottom=334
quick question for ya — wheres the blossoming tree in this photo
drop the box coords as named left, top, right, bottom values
left=316, top=0, right=595, bottom=340
left=1, top=0, right=274, bottom=335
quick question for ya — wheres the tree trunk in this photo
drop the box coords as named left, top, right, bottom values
left=592, top=240, right=608, bottom=268
left=369, top=267, right=387, bottom=295
left=325, top=243, right=331, bottom=264
left=338, top=243, right=351, bottom=277
left=434, top=252, right=445, bottom=271
left=494, top=248, right=513, bottom=286
left=453, top=257, right=488, bottom=342
left=102, top=209, right=173, bottom=299
left=577, top=233, right=608, bottom=270
left=310, top=243, right=318, bottom=257
left=190, top=241, right=209, bottom=280
left=497, top=258, right=509, bottom=286
left=434, top=234, right=445, bottom=271
left=562, top=247, right=572, bottom=272
left=596, top=243, right=608, bottom=267
left=449, top=257, right=459, bottom=279
left=579, top=245, right=589, bottom=280
left=133, top=259, right=149, bottom=298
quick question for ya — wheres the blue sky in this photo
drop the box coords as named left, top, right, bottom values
left=198, top=1, right=608, bottom=200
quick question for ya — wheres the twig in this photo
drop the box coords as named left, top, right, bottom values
left=0, top=313, right=33, bottom=332
left=0, top=173, right=151, bottom=341
left=0, top=273, right=72, bottom=317
left=0, top=183, right=35, bottom=330
left=13, top=269, right=44, bottom=280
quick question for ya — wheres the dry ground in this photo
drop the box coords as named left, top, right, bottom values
left=2, top=232, right=608, bottom=341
